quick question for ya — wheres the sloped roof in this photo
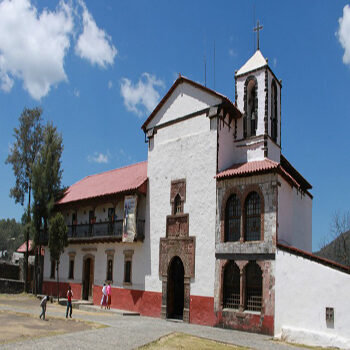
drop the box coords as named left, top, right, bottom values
left=216, top=157, right=312, bottom=193
left=278, top=243, right=350, bottom=275
left=141, top=75, right=242, bottom=131
left=17, top=240, right=44, bottom=255
left=236, top=50, right=268, bottom=76
left=57, top=161, right=148, bottom=205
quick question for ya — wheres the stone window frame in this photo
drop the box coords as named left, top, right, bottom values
left=68, top=252, right=76, bottom=280
left=123, top=249, right=134, bottom=286
left=221, top=186, right=264, bottom=243
left=170, top=179, right=186, bottom=215
left=105, top=249, right=115, bottom=283
left=243, top=75, right=258, bottom=138
left=220, top=260, right=264, bottom=314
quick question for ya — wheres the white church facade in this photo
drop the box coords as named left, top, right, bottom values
left=41, top=50, right=350, bottom=348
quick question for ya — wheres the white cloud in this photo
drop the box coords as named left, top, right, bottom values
left=87, top=151, right=110, bottom=164
left=120, top=73, right=165, bottom=117
left=0, top=71, right=13, bottom=92
left=229, top=48, right=236, bottom=57
left=273, top=58, right=277, bottom=68
left=0, top=0, right=74, bottom=100
left=73, top=88, right=80, bottom=97
left=108, top=80, right=113, bottom=89
left=337, top=5, right=350, bottom=65
left=75, top=0, right=117, bottom=68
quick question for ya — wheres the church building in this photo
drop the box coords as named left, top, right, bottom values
left=41, top=48, right=350, bottom=349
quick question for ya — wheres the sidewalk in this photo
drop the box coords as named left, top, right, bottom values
left=0, top=301, right=306, bottom=350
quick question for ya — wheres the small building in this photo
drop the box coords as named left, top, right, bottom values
left=41, top=49, right=350, bottom=349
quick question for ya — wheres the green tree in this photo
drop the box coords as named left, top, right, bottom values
left=0, top=219, right=23, bottom=260
left=31, top=122, right=64, bottom=294
left=48, top=213, right=67, bottom=301
left=6, top=108, right=43, bottom=291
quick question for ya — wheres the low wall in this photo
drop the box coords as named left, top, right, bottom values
left=0, top=261, right=19, bottom=280
left=0, top=278, right=24, bottom=293
left=275, top=248, right=350, bottom=349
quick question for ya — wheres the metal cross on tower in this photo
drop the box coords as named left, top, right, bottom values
left=254, top=20, right=263, bottom=50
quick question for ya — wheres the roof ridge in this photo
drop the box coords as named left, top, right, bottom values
left=81, top=160, right=147, bottom=181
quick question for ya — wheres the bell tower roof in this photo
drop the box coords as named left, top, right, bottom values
left=236, top=50, right=268, bottom=76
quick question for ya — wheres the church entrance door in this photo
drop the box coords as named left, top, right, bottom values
left=167, top=256, right=184, bottom=320
left=82, top=257, right=94, bottom=300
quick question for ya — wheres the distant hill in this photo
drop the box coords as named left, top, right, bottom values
left=314, top=230, right=350, bottom=267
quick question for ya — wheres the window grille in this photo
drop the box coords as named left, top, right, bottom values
left=245, top=262, right=262, bottom=312
left=245, top=192, right=261, bottom=241
left=107, top=259, right=113, bottom=281
left=124, top=261, right=131, bottom=283
left=223, top=261, right=240, bottom=309
left=225, top=194, right=241, bottom=242
left=68, top=259, right=74, bottom=279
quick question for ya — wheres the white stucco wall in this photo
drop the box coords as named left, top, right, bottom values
left=43, top=240, right=150, bottom=291
left=147, top=82, right=221, bottom=129
left=146, top=84, right=219, bottom=297
left=277, top=176, right=312, bottom=251
left=218, top=118, right=235, bottom=172
left=275, top=249, right=350, bottom=349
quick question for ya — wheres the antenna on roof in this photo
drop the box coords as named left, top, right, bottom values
left=213, top=40, right=216, bottom=90
left=204, top=53, right=207, bottom=87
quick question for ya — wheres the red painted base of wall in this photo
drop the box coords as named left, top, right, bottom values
left=93, top=285, right=162, bottom=318
left=190, top=295, right=216, bottom=326
left=42, top=281, right=273, bottom=335
left=216, top=310, right=274, bottom=335
left=42, top=281, right=81, bottom=300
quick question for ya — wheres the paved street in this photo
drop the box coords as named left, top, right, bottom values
left=0, top=298, right=306, bottom=350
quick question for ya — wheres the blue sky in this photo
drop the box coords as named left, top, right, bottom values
left=1, top=0, right=350, bottom=251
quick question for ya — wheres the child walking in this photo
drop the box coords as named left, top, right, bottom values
left=39, top=295, right=49, bottom=320
left=66, top=285, right=73, bottom=318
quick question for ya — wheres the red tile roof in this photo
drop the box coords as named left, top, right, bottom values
left=141, top=75, right=242, bottom=131
left=216, top=159, right=279, bottom=178
left=57, top=161, right=148, bottom=205
left=216, top=158, right=312, bottom=193
left=17, top=240, right=34, bottom=253
left=17, top=240, right=44, bottom=255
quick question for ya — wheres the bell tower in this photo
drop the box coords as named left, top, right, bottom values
left=234, top=49, right=282, bottom=161
left=234, top=24, right=282, bottom=162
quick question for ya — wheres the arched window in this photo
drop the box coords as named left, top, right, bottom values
left=225, top=194, right=241, bottom=242
left=223, top=261, right=240, bottom=309
left=245, top=261, right=262, bottom=312
left=244, top=192, right=261, bottom=241
left=174, top=194, right=182, bottom=214
left=271, top=80, right=278, bottom=142
left=244, top=77, right=258, bottom=138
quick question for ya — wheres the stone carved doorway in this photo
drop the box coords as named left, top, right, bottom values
left=167, top=256, right=184, bottom=319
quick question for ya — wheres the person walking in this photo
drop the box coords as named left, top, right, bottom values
left=66, top=285, right=73, bottom=318
left=101, top=283, right=107, bottom=309
left=39, top=295, right=49, bottom=320
left=107, top=282, right=112, bottom=310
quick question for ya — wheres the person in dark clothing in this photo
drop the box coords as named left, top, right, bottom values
left=39, top=295, right=49, bottom=320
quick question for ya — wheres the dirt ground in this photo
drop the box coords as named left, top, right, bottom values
left=138, top=333, right=249, bottom=350
left=0, top=294, right=104, bottom=344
